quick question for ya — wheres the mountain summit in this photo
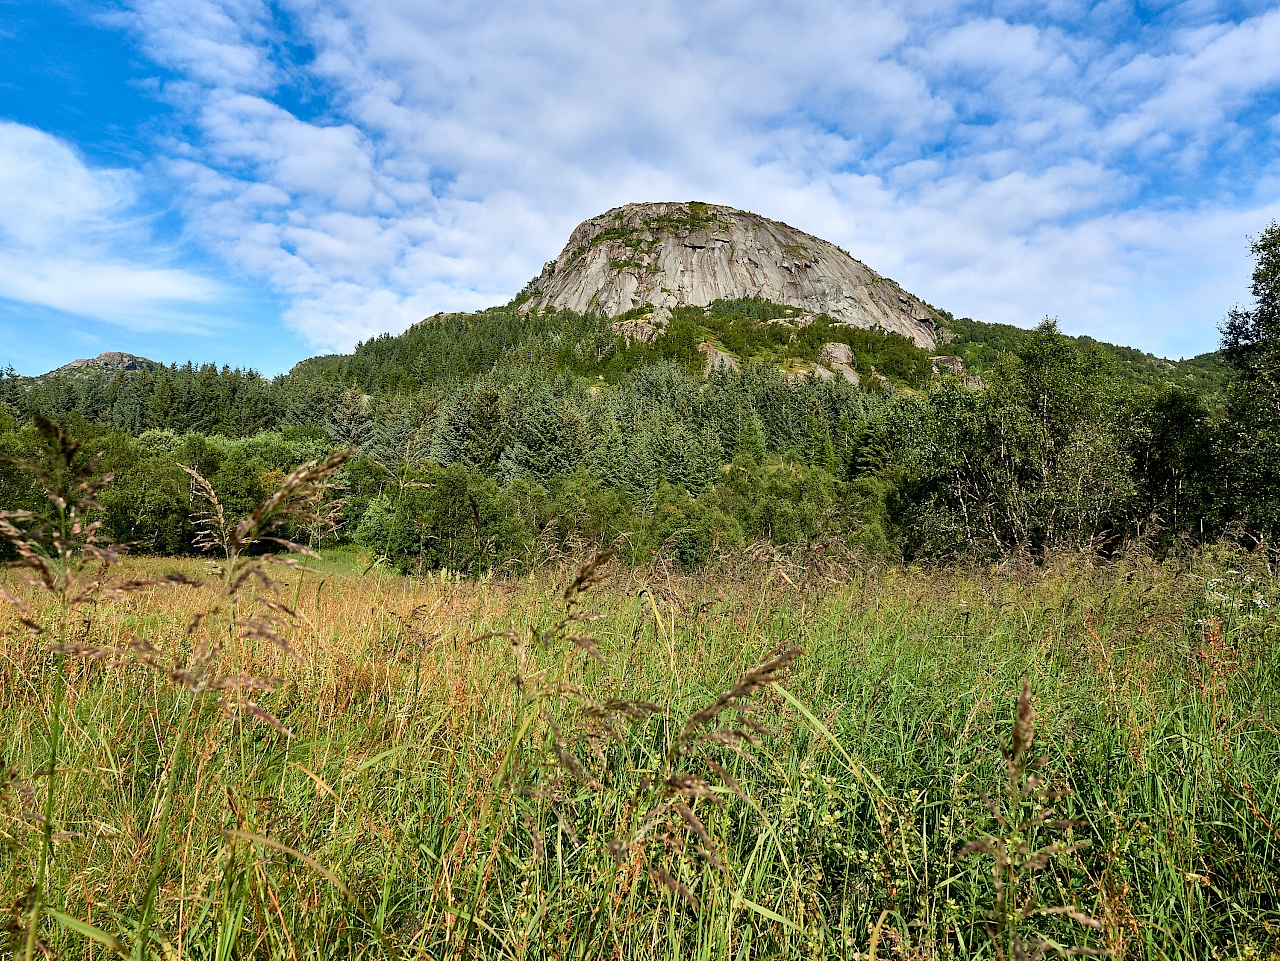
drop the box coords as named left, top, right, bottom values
left=49, top=352, right=160, bottom=377
left=519, top=201, right=941, bottom=348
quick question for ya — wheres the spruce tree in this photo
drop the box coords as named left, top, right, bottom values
left=736, top=412, right=768, bottom=463
left=324, top=388, right=375, bottom=452
left=802, top=404, right=836, bottom=470
left=585, top=408, right=630, bottom=488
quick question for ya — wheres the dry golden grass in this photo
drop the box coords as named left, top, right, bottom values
left=2, top=547, right=1278, bottom=959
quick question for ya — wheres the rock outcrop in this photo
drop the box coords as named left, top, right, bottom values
left=520, top=202, right=940, bottom=349
left=818, top=343, right=860, bottom=384
left=930, top=355, right=966, bottom=377
left=698, top=342, right=739, bottom=374
left=930, top=354, right=983, bottom=389
left=51, top=352, right=160, bottom=377
left=612, top=308, right=670, bottom=344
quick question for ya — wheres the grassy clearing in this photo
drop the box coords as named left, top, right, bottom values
left=2, top=546, right=1277, bottom=959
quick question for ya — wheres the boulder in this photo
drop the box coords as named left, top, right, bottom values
left=931, top=355, right=966, bottom=377
left=698, top=342, right=739, bottom=373
left=817, top=342, right=859, bottom=384
left=819, top=342, right=853, bottom=367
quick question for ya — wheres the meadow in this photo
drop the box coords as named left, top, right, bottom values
left=7, top=202, right=1280, bottom=961
left=3, top=539, right=1277, bottom=960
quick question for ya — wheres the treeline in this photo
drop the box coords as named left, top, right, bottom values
left=0, top=300, right=938, bottom=450
left=0, top=362, right=339, bottom=439
left=0, top=364, right=872, bottom=568
left=2, top=225, right=1276, bottom=571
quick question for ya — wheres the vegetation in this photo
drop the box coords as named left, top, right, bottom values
left=1, top=223, right=1278, bottom=959
left=0, top=306, right=1270, bottom=573
left=2, top=486, right=1277, bottom=957
left=1218, top=222, right=1280, bottom=537
left=2, top=266, right=1272, bottom=572
left=569, top=202, right=730, bottom=264
left=937, top=315, right=1232, bottom=398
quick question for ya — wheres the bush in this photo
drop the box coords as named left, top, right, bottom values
left=103, top=456, right=194, bottom=554
left=354, top=462, right=534, bottom=574
left=649, top=482, right=743, bottom=569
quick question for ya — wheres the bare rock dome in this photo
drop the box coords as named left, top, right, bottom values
left=520, top=202, right=939, bottom=349
left=51, top=351, right=160, bottom=376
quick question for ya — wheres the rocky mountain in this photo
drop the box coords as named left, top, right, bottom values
left=48, top=352, right=161, bottom=377
left=519, top=201, right=942, bottom=349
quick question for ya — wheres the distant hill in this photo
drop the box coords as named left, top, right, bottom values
left=936, top=316, right=1230, bottom=397
left=46, top=351, right=161, bottom=378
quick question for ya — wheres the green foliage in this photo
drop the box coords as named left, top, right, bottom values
left=735, top=412, right=768, bottom=462
left=650, top=482, right=743, bottom=568
left=211, top=447, right=267, bottom=520
left=101, top=454, right=194, bottom=554
left=656, top=300, right=934, bottom=386
left=355, top=461, right=534, bottom=574
left=6, top=239, right=1280, bottom=570
left=941, top=315, right=1231, bottom=396
left=1, top=310, right=1254, bottom=570
left=1222, top=221, right=1280, bottom=398
left=885, top=322, right=1149, bottom=557
left=1218, top=222, right=1280, bottom=541
left=11, top=361, right=302, bottom=438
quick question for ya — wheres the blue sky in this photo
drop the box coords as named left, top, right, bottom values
left=2, top=0, right=1279, bottom=375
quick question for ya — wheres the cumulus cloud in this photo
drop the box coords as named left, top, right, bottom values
left=0, top=121, right=224, bottom=331
left=114, top=0, right=1280, bottom=355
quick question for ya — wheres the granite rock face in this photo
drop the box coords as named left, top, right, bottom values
left=51, top=352, right=160, bottom=377
left=520, top=202, right=939, bottom=349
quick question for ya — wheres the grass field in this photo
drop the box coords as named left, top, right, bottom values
left=2, top=545, right=1278, bottom=960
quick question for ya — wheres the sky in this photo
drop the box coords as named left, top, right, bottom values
left=1, top=0, right=1279, bottom=375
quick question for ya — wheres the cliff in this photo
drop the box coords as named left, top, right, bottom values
left=519, top=202, right=940, bottom=348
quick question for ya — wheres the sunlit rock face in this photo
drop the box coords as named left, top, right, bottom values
left=520, top=201, right=939, bottom=349
left=51, top=352, right=160, bottom=376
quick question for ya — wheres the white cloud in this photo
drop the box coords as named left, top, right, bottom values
left=111, top=0, right=1280, bottom=355
left=0, top=121, right=224, bottom=331
left=1101, top=7, right=1280, bottom=155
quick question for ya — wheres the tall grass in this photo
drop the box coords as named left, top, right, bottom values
left=1, top=495, right=1278, bottom=956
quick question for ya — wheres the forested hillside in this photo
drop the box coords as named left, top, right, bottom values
left=937, top=313, right=1233, bottom=396
left=1, top=224, right=1276, bottom=571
